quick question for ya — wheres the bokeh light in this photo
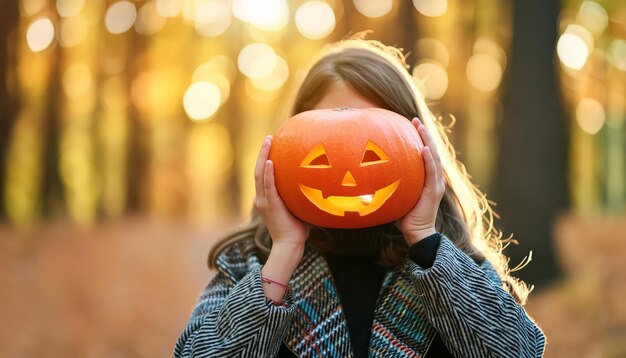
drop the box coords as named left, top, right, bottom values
left=156, top=0, right=183, bottom=17
left=467, top=54, right=503, bottom=92
left=557, top=33, right=588, bottom=70
left=609, top=39, right=626, bottom=71
left=233, top=0, right=289, bottom=32
left=56, top=0, right=86, bottom=18
left=237, top=43, right=278, bottom=79
left=22, top=0, right=47, bottom=16
left=192, top=65, right=231, bottom=105
left=245, top=78, right=282, bottom=103
left=135, top=2, right=167, bottom=35
left=196, top=55, right=238, bottom=84
left=105, top=1, right=137, bottom=34
left=353, top=0, right=393, bottom=18
left=195, top=1, right=232, bottom=37
left=26, top=17, right=55, bottom=52
left=474, top=37, right=507, bottom=68
left=557, top=25, right=594, bottom=70
left=413, top=61, right=448, bottom=100
left=295, top=1, right=336, bottom=40
left=578, top=1, right=608, bottom=36
left=183, top=81, right=222, bottom=121
left=413, top=0, right=447, bottom=17
left=250, top=55, right=290, bottom=91
left=576, top=97, right=605, bottom=134
left=417, top=38, right=450, bottom=67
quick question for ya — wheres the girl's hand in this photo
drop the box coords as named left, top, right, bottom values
left=256, top=136, right=308, bottom=302
left=397, top=119, right=446, bottom=246
left=253, top=135, right=309, bottom=248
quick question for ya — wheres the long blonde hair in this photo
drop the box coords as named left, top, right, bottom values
left=209, top=35, right=530, bottom=303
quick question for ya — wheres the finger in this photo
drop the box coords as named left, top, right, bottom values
left=264, top=160, right=279, bottom=204
left=411, top=117, right=424, bottom=151
left=264, top=160, right=282, bottom=206
left=417, top=124, right=436, bottom=159
left=264, top=160, right=288, bottom=213
left=254, top=136, right=272, bottom=196
left=417, top=124, right=444, bottom=180
left=421, top=146, right=438, bottom=193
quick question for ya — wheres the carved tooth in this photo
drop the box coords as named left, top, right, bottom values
left=359, top=194, right=373, bottom=205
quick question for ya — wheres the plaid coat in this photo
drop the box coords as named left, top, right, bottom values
left=174, top=236, right=545, bottom=357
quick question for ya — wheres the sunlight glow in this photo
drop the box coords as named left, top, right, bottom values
left=56, top=0, right=86, bottom=17
left=473, top=37, right=507, bottom=68
left=576, top=98, right=605, bottom=134
left=22, top=0, right=47, bottom=16
left=609, top=39, right=626, bottom=71
left=413, top=61, right=448, bottom=100
left=238, top=43, right=277, bottom=79
left=183, top=82, right=222, bottom=122
left=295, top=1, right=336, bottom=40
left=195, top=1, right=232, bottom=37
left=250, top=55, right=289, bottom=91
left=467, top=54, right=503, bottom=92
left=26, top=18, right=55, bottom=52
left=417, top=38, right=450, bottom=67
left=413, top=0, right=447, bottom=17
left=557, top=25, right=593, bottom=70
left=156, top=0, right=183, bottom=17
left=105, top=1, right=137, bottom=34
left=199, top=55, right=237, bottom=83
left=135, top=2, right=166, bottom=35
left=192, top=66, right=231, bottom=104
left=578, top=1, right=608, bottom=36
left=353, top=0, right=392, bottom=18
left=233, top=0, right=289, bottom=32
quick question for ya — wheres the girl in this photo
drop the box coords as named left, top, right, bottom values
left=174, top=36, right=545, bottom=357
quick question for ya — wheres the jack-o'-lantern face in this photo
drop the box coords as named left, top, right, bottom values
left=298, top=141, right=400, bottom=217
left=269, top=108, right=425, bottom=229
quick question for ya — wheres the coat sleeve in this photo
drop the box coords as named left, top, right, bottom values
left=174, top=250, right=296, bottom=358
left=407, top=236, right=546, bottom=357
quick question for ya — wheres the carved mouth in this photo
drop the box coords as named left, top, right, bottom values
left=298, top=180, right=400, bottom=217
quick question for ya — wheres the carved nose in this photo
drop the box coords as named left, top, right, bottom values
left=341, top=171, right=357, bottom=186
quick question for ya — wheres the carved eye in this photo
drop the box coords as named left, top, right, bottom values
left=301, top=144, right=331, bottom=168
left=360, top=141, right=389, bottom=166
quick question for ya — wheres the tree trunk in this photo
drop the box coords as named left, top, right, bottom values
left=40, top=46, right=65, bottom=218
left=496, top=0, right=568, bottom=287
left=126, top=33, right=148, bottom=213
left=0, top=0, right=20, bottom=220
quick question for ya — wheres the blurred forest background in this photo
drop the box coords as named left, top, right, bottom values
left=0, top=0, right=625, bottom=356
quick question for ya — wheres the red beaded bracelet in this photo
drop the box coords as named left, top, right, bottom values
left=261, top=276, right=290, bottom=289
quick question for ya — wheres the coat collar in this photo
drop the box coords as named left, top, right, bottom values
left=283, top=247, right=435, bottom=357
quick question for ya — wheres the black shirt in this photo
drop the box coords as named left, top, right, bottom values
left=276, top=233, right=452, bottom=357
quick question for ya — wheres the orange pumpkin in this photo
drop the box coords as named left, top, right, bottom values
left=269, top=108, right=425, bottom=228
